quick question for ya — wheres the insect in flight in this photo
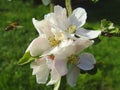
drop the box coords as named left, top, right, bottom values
left=5, top=22, right=23, bottom=31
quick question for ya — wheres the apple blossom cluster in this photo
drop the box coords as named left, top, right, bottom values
left=20, top=5, right=101, bottom=89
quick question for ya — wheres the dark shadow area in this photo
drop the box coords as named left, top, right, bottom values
left=21, top=0, right=120, bottom=24
left=72, top=0, right=120, bottom=24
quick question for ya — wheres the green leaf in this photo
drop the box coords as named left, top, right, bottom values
left=101, top=19, right=120, bottom=37
left=101, top=19, right=115, bottom=32
left=54, top=78, right=61, bottom=90
left=41, top=0, right=50, bottom=6
left=18, top=51, right=35, bottom=65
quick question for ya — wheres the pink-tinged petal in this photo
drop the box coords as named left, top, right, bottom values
left=32, top=18, right=52, bottom=36
left=67, top=64, right=80, bottom=87
left=54, top=56, right=67, bottom=76
left=47, top=67, right=61, bottom=85
left=69, top=7, right=87, bottom=28
left=74, top=37, right=94, bottom=53
left=26, top=36, right=50, bottom=56
left=46, top=55, right=67, bottom=76
left=77, top=53, right=96, bottom=70
left=30, top=58, right=50, bottom=84
left=75, top=28, right=101, bottom=39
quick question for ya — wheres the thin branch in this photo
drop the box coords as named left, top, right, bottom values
left=65, top=0, right=72, bottom=16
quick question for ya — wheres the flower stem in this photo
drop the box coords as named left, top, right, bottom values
left=59, top=76, right=67, bottom=90
left=50, top=0, right=54, bottom=12
left=65, top=0, right=72, bottom=16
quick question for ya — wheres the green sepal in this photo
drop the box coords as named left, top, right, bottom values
left=54, top=78, right=61, bottom=90
left=18, top=51, right=35, bottom=65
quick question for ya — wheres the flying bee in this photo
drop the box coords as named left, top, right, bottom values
left=5, top=22, right=22, bottom=31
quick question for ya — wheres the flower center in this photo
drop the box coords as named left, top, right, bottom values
left=48, top=36, right=61, bottom=47
left=67, top=54, right=78, bottom=64
left=66, top=25, right=76, bottom=34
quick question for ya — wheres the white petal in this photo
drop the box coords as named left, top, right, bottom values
left=59, top=39, right=73, bottom=48
left=54, top=5, right=69, bottom=30
left=47, top=67, right=61, bottom=85
left=58, top=39, right=76, bottom=56
left=45, top=6, right=69, bottom=31
left=67, top=64, right=80, bottom=87
left=46, top=39, right=75, bottom=57
left=54, top=5, right=66, bottom=16
left=69, top=7, right=87, bottom=28
left=46, top=54, right=67, bottom=76
left=59, top=40, right=76, bottom=56
left=74, top=37, right=94, bottom=53
left=26, top=36, right=50, bottom=56
left=30, top=58, right=50, bottom=84
left=76, top=28, right=101, bottom=39
left=46, top=57, right=54, bottom=69
left=54, top=56, right=67, bottom=76
left=32, top=18, right=52, bottom=36
left=77, top=53, right=96, bottom=70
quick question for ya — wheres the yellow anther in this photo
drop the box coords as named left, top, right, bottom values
left=55, top=32, right=65, bottom=41
left=66, top=25, right=76, bottom=34
left=48, top=36, right=61, bottom=47
left=67, top=54, right=78, bottom=64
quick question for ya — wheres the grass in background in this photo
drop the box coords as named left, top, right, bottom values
left=0, top=0, right=120, bottom=90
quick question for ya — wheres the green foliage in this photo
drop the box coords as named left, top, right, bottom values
left=0, top=0, right=120, bottom=90
left=101, top=19, right=120, bottom=37
left=18, top=52, right=34, bottom=65
left=101, top=19, right=115, bottom=32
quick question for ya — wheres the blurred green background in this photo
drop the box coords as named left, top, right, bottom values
left=0, top=0, right=120, bottom=90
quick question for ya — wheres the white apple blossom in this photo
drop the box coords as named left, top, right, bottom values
left=26, top=18, right=68, bottom=57
left=30, top=56, right=61, bottom=85
left=42, top=37, right=94, bottom=86
left=26, top=5, right=99, bottom=88
left=30, top=36, right=94, bottom=86
left=30, top=57, right=50, bottom=84
left=67, top=53, right=96, bottom=87
left=26, top=17, right=69, bottom=85
left=45, top=5, right=101, bottom=39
